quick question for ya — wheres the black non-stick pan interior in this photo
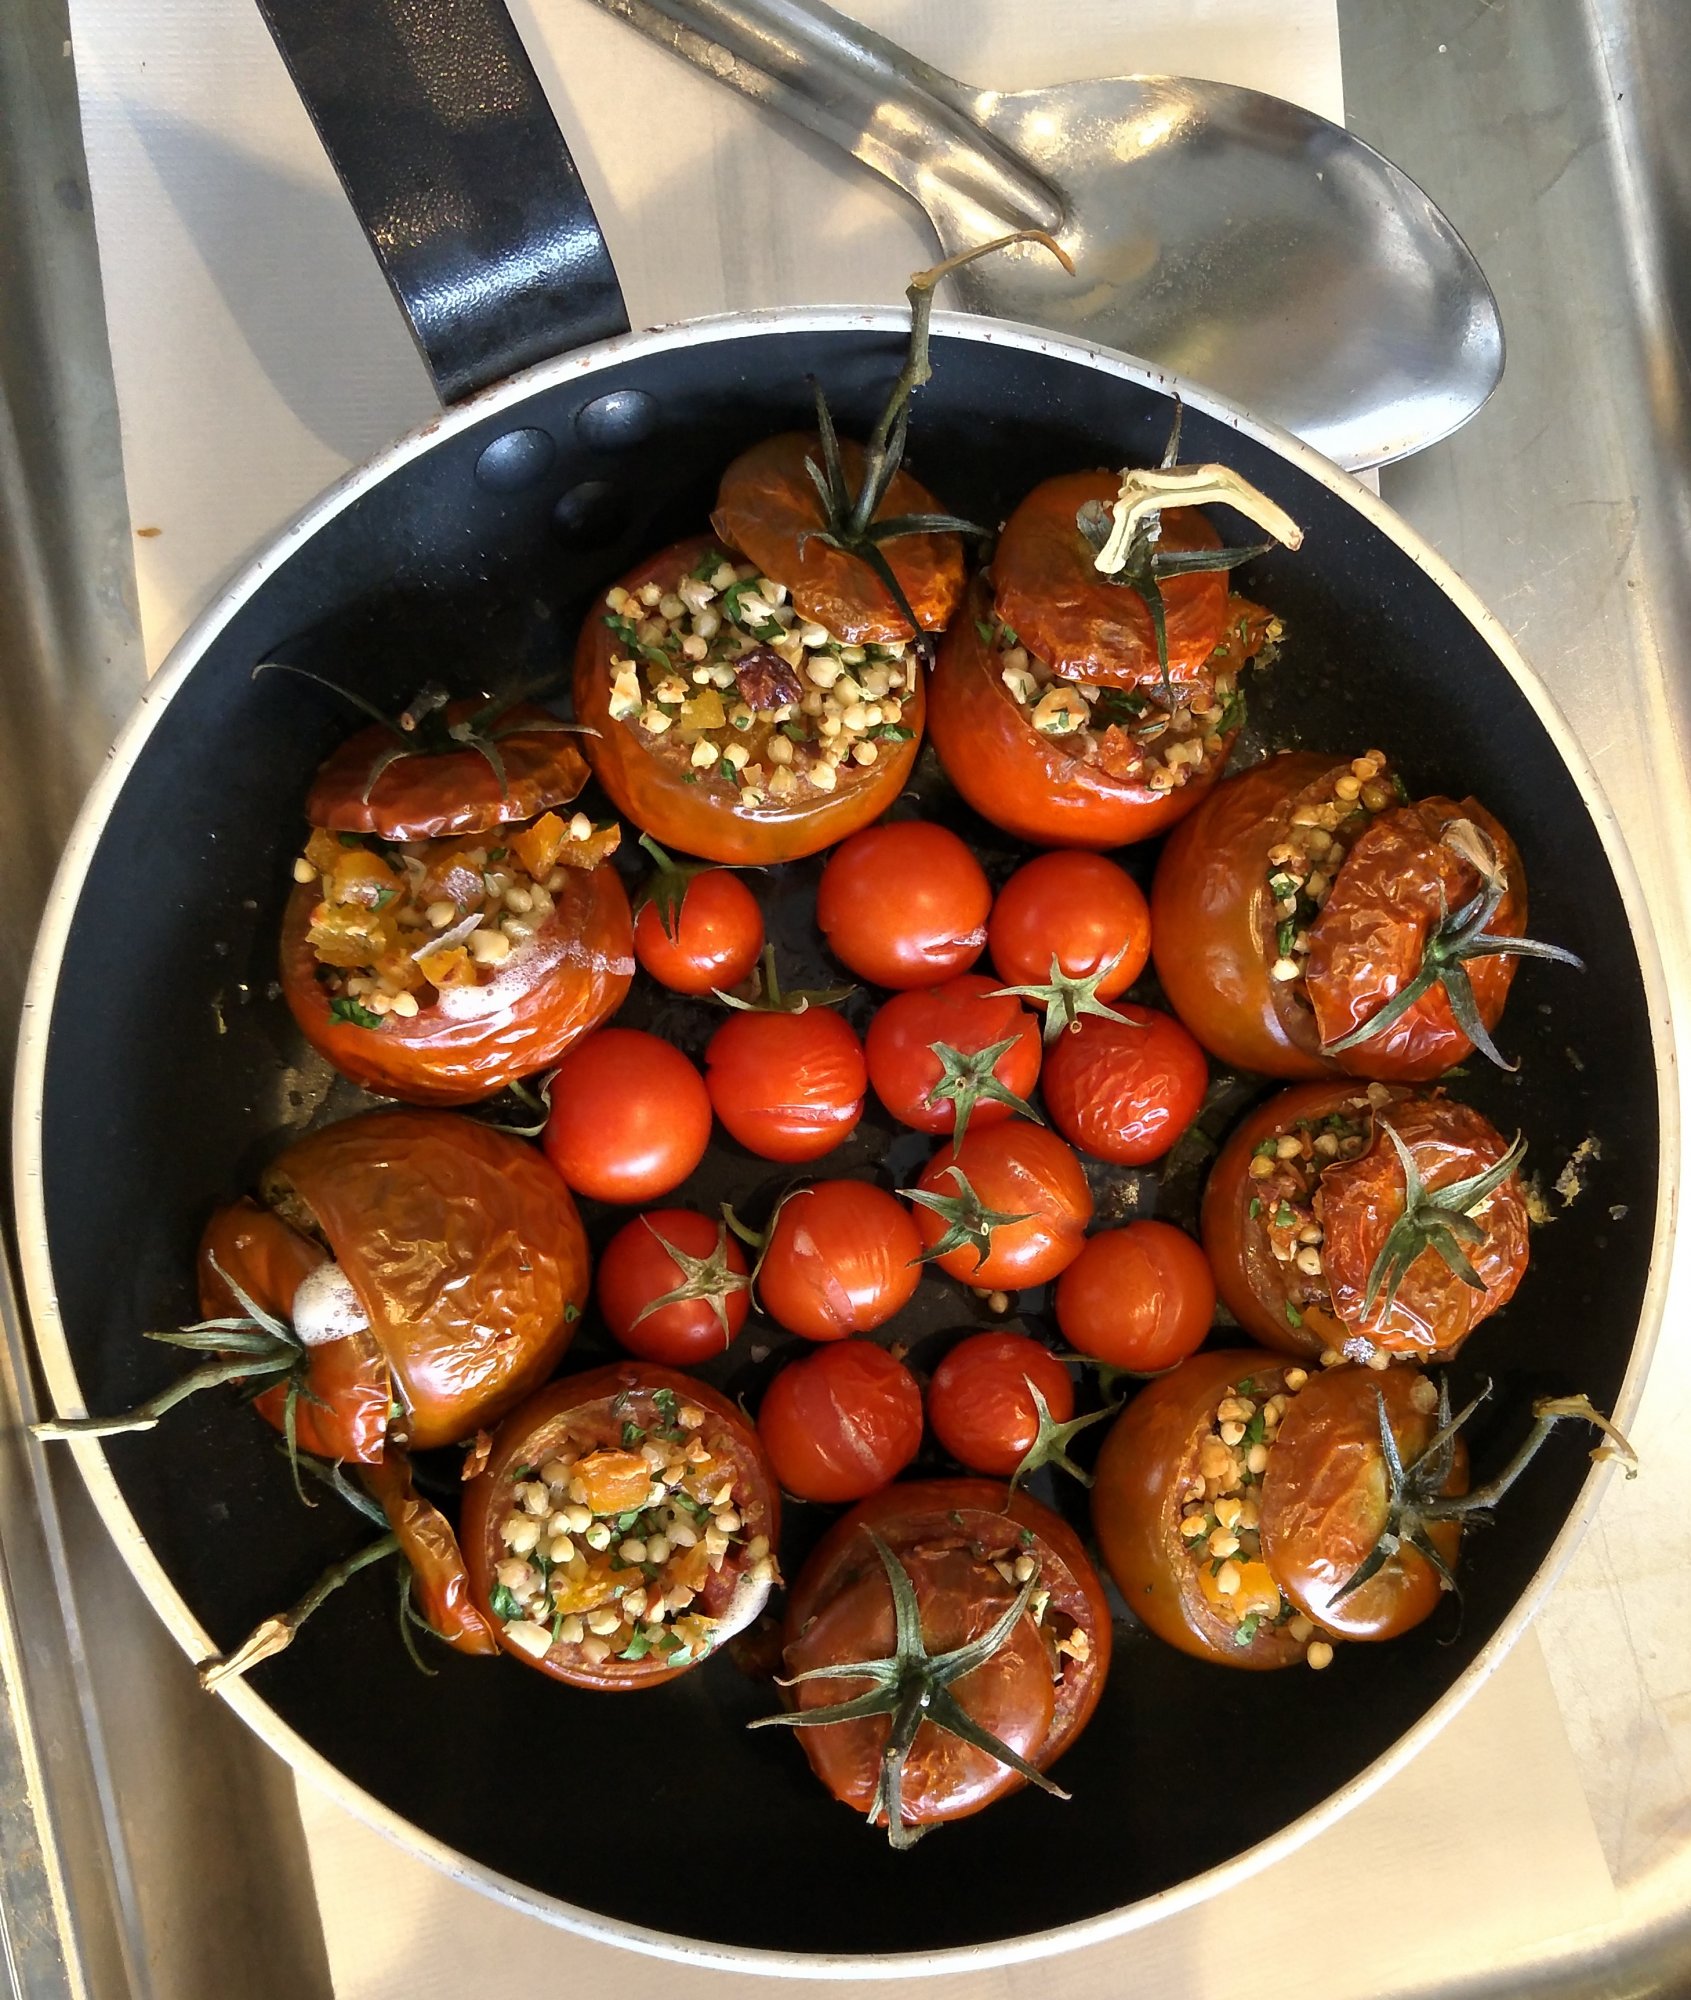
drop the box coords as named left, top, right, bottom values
left=34, top=329, right=1656, bottom=1956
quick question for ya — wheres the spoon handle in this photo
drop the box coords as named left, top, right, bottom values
left=586, top=0, right=1063, bottom=236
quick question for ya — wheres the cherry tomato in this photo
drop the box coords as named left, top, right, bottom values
left=864, top=974, right=1041, bottom=1138
left=704, top=1006, right=866, bottom=1163
left=1201, top=1080, right=1529, bottom=1364
left=573, top=535, right=925, bottom=866
left=927, top=1333, right=1074, bottom=1476
left=462, top=1363, right=780, bottom=1688
left=756, top=1341, right=923, bottom=1502
left=259, top=1109, right=588, bottom=1451
left=778, top=1480, right=1110, bottom=1836
left=543, top=1028, right=713, bottom=1202
left=1054, top=1222, right=1215, bottom=1372
left=987, top=851, right=1151, bottom=999
left=360, top=1452, right=498, bottom=1656
left=756, top=1181, right=922, bottom=1341
left=1040, top=1005, right=1208, bottom=1166
left=816, top=821, right=991, bottom=990
left=633, top=865, right=764, bottom=996
left=596, top=1208, right=751, bottom=1363
left=712, top=434, right=965, bottom=645
left=911, top=1120, right=1093, bottom=1289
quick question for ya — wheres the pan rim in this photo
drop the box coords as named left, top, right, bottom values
left=10, top=304, right=1676, bottom=1977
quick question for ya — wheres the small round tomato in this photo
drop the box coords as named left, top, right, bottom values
left=927, top=1333, right=1074, bottom=1476
left=910, top=1120, right=1093, bottom=1289
left=632, top=857, right=764, bottom=996
left=987, top=851, right=1151, bottom=1000
left=816, top=821, right=991, bottom=990
left=864, top=974, right=1041, bottom=1139
left=543, top=1028, right=712, bottom=1203
left=1040, top=1006, right=1208, bottom=1166
left=756, top=1181, right=922, bottom=1341
left=1055, top=1222, right=1215, bottom=1372
left=705, top=1006, right=866, bottom=1163
left=463, top=1363, right=780, bottom=1688
left=756, top=1341, right=923, bottom=1502
left=596, top=1208, right=751, bottom=1363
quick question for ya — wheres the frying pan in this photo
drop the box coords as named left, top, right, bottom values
left=11, top=0, right=1672, bottom=1974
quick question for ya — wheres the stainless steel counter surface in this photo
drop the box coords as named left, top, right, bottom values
left=2, top=0, right=1689, bottom=1993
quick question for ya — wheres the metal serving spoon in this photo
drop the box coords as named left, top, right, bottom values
left=589, top=0, right=1503, bottom=468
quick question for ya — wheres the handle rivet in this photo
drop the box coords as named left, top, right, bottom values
left=475, top=427, right=556, bottom=493
left=553, top=480, right=628, bottom=546
left=575, top=388, right=658, bottom=448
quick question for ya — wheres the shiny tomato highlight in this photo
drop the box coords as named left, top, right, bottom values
left=1040, top=1005, right=1208, bottom=1166
left=543, top=1028, right=713, bottom=1204
left=816, top=821, right=991, bottom=990
left=987, top=851, right=1151, bottom=999
left=705, top=1006, right=866, bottom=1163
left=756, top=1181, right=922, bottom=1341
left=756, top=1341, right=923, bottom=1502
left=1054, top=1222, right=1215, bottom=1373
left=927, top=1333, right=1075, bottom=1477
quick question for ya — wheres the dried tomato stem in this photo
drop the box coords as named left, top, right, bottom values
left=197, top=1532, right=400, bottom=1690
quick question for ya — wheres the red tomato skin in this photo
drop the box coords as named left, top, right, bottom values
left=360, top=1452, right=498, bottom=1656
left=987, top=851, right=1151, bottom=998
left=927, top=1333, right=1075, bottom=1476
left=597, top=1208, right=750, bottom=1363
left=542, top=1028, right=713, bottom=1203
left=757, top=1341, right=923, bottom=1502
left=927, top=581, right=1233, bottom=848
left=633, top=871, right=764, bottom=996
left=1041, top=1006, right=1208, bottom=1166
left=913, top=1121, right=1093, bottom=1288
left=704, top=1008, right=867, bottom=1163
left=863, top=975, right=1042, bottom=1137
left=816, top=822, right=992, bottom=990
left=757, top=1182, right=922, bottom=1341
left=1054, top=1221, right=1216, bottom=1372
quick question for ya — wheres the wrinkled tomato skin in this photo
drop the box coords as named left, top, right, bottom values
left=757, top=1182, right=922, bottom=1342
left=1259, top=1365, right=1467, bottom=1641
left=543, top=1028, right=713, bottom=1203
left=197, top=1199, right=391, bottom=1465
left=927, top=1333, right=1074, bottom=1476
left=927, top=582, right=1233, bottom=848
left=462, top=1364, right=779, bottom=1689
left=307, top=701, right=591, bottom=841
left=1054, top=1221, right=1215, bottom=1374
left=1092, top=1349, right=1308, bottom=1669
left=987, top=851, right=1151, bottom=999
left=1041, top=1005, right=1209, bottom=1167
left=816, top=822, right=991, bottom=991
left=1151, top=752, right=1341, bottom=1078
left=573, top=537, right=924, bottom=866
left=705, top=1007, right=867, bottom=1163
left=360, top=1452, right=498, bottom=1656
left=263, top=1110, right=589, bottom=1452
left=994, top=474, right=1229, bottom=690
left=756, top=1341, right=923, bottom=1502
left=781, top=1480, right=1110, bottom=1829
left=633, top=869, right=764, bottom=996
left=712, top=434, right=965, bottom=644
left=597, top=1208, right=750, bottom=1363
left=864, top=975, right=1041, bottom=1138
left=913, top=1121, right=1094, bottom=1288
left=1305, top=796, right=1527, bottom=1082
left=280, top=858, right=633, bottom=1107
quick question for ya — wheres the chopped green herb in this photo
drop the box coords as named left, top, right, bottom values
left=1284, top=1301, right=1303, bottom=1329
left=948, top=1509, right=967, bottom=1529
left=1276, top=919, right=1297, bottom=958
left=614, top=1508, right=644, bottom=1533
left=489, top=846, right=507, bottom=862
left=1253, top=1139, right=1279, bottom=1160
left=604, top=611, right=673, bottom=669
left=510, top=1464, right=536, bottom=1482
left=1234, top=1614, right=1261, bottom=1647
left=621, top=1420, right=643, bottom=1447
left=370, top=886, right=397, bottom=910
left=1274, top=1203, right=1295, bottom=1231
left=690, top=547, right=726, bottom=581
left=1249, top=1198, right=1262, bottom=1220
left=1001, top=623, right=1019, bottom=648
left=718, top=757, right=739, bottom=783
left=1237, top=1378, right=1256, bottom=1396
left=328, top=996, right=385, bottom=1031
left=488, top=1583, right=523, bottom=1623
left=337, top=832, right=364, bottom=849
left=654, top=1387, right=679, bottom=1421
left=779, top=720, right=809, bottom=741
left=1244, top=1410, right=1266, bottom=1446
left=1019, top=1527, right=1035, bottom=1547
left=619, top=1630, right=653, bottom=1661
left=564, top=1301, right=580, bottom=1323
left=876, top=724, right=916, bottom=742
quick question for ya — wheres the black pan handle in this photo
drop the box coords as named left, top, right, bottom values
left=256, top=0, right=630, bottom=402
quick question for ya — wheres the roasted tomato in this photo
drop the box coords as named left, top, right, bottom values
left=705, top=1004, right=867, bottom=1163
left=756, top=1341, right=923, bottom=1502
left=462, top=1364, right=780, bottom=1688
left=909, top=1121, right=1093, bottom=1289
left=765, top=1480, right=1110, bottom=1843
left=261, top=1109, right=588, bottom=1451
left=1151, top=750, right=1554, bottom=1082
left=1054, top=1221, right=1215, bottom=1373
left=359, top=1452, right=498, bottom=1656
left=816, top=821, right=991, bottom=990
left=927, top=1333, right=1075, bottom=1477
left=631, top=842, right=764, bottom=996
left=1039, top=1005, right=1208, bottom=1167
left=542, top=1028, right=713, bottom=1204
left=281, top=700, right=632, bottom=1105
left=755, top=1181, right=922, bottom=1342
left=596, top=1208, right=751, bottom=1364
left=573, top=536, right=926, bottom=866
left=986, top=850, right=1151, bottom=1000
left=864, top=975, right=1042, bottom=1142
left=1201, top=1080, right=1529, bottom=1365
